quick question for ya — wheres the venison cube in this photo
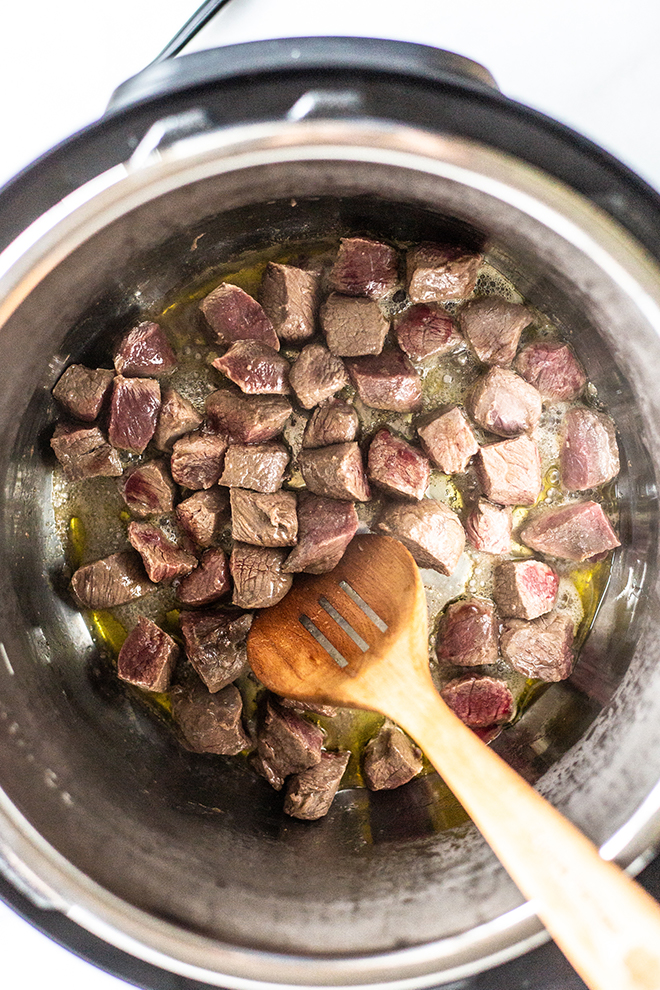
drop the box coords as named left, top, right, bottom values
left=177, top=548, right=231, bottom=606
left=514, top=341, right=587, bottom=401
left=171, top=680, right=250, bottom=755
left=500, top=612, right=575, bottom=682
left=153, top=387, right=203, bottom=451
left=120, top=459, right=177, bottom=518
left=230, top=489, right=298, bottom=547
left=288, top=343, right=348, bottom=409
left=52, top=364, right=114, bottom=422
left=467, top=367, right=542, bottom=437
left=230, top=544, right=292, bottom=609
left=520, top=501, right=620, bottom=561
left=113, top=321, right=177, bottom=376
left=436, top=598, right=499, bottom=666
left=205, top=390, right=292, bottom=443
left=346, top=350, right=422, bottom=412
left=417, top=407, right=478, bottom=474
left=71, top=551, right=156, bottom=609
left=212, top=340, right=290, bottom=394
left=406, top=242, right=482, bottom=303
left=218, top=442, right=289, bottom=493
left=493, top=559, right=559, bottom=620
left=320, top=293, right=389, bottom=356
left=200, top=282, right=279, bottom=349
left=299, top=442, right=371, bottom=501
left=329, top=237, right=399, bottom=298
left=363, top=725, right=423, bottom=790
left=441, top=675, right=515, bottom=728
left=376, top=499, right=465, bottom=575
left=255, top=696, right=324, bottom=790
left=284, top=751, right=351, bottom=820
left=170, top=432, right=228, bottom=490
left=128, top=521, right=197, bottom=584
left=108, top=375, right=161, bottom=454
left=459, top=297, right=532, bottom=367
left=395, top=303, right=462, bottom=360
left=560, top=407, right=620, bottom=491
left=284, top=492, right=358, bottom=574
left=367, top=428, right=430, bottom=500
left=117, top=616, right=178, bottom=693
left=302, top=398, right=359, bottom=448
left=259, top=262, right=320, bottom=343
left=176, top=489, right=229, bottom=548
left=465, top=499, right=513, bottom=554
left=51, top=423, right=122, bottom=481
left=180, top=608, right=253, bottom=692
left=476, top=435, right=542, bottom=506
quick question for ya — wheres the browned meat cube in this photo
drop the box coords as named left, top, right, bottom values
left=500, top=612, right=575, bottom=681
left=367, top=428, right=430, bottom=500
left=175, top=489, right=229, bottom=548
left=284, top=750, right=351, bottom=820
left=113, top=321, right=177, bottom=377
left=70, top=551, right=156, bottom=609
left=302, top=398, right=359, bottom=449
left=395, top=303, right=462, bottom=360
left=283, top=492, right=358, bottom=574
left=320, top=293, right=389, bottom=356
left=51, top=423, right=122, bottom=481
left=230, top=489, right=298, bottom=547
left=200, top=282, right=279, bottom=349
left=153, top=387, right=203, bottom=451
left=363, top=725, right=423, bottom=790
left=205, top=390, right=292, bottom=443
left=514, top=341, right=587, bottom=401
left=493, top=559, right=559, bottom=620
left=177, top=548, right=231, bottom=606
left=259, top=262, right=320, bottom=343
left=376, top=499, right=465, bottom=575
left=417, top=407, right=478, bottom=474
left=436, top=598, right=499, bottom=666
left=120, top=459, right=177, bottom=518
left=171, top=680, right=250, bottom=755
left=519, top=501, right=620, bottom=561
left=329, top=237, right=399, bottom=299
left=476, top=435, right=542, bottom=506
left=212, top=340, right=290, bottom=395
left=560, top=407, right=620, bottom=491
left=108, top=375, right=160, bottom=454
left=278, top=697, right=337, bottom=718
left=406, top=242, right=482, bottom=303
left=170, top=432, right=228, bottom=490
left=218, top=442, right=289, bottom=493
left=180, top=608, right=253, bottom=692
left=128, top=521, right=197, bottom=584
left=288, top=343, right=348, bottom=409
left=299, top=442, right=371, bottom=501
left=231, top=543, right=292, bottom=608
left=255, top=697, right=324, bottom=790
left=345, top=350, right=422, bottom=412
left=467, top=368, right=542, bottom=437
left=441, top=675, right=515, bottom=727
left=52, top=364, right=114, bottom=422
left=117, top=616, right=178, bottom=693
left=459, top=297, right=533, bottom=367
left=465, top=499, right=513, bottom=554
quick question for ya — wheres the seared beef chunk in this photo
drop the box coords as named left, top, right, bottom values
left=514, top=341, right=586, bottom=401
left=51, top=423, right=122, bottom=481
left=417, top=407, right=478, bottom=474
left=329, top=237, right=398, bottom=299
left=256, top=696, right=324, bottom=790
left=303, top=398, right=359, bottom=449
left=288, top=343, right=348, bottom=409
left=284, top=492, right=358, bottom=574
left=205, top=390, right=292, bottom=443
left=346, top=350, right=422, bottom=412
left=367, top=428, right=430, bottom=500
left=200, top=282, right=279, bottom=349
left=128, top=521, right=197, bottom=584
left=171, top=680, right=250, bottom=755
left=459, top=297, right=532, bottom=367
left=218, top=442, right=289, bottom=493
left=441, top=675, right=515, bottom=727
left=284, top=750, right=350, bottom=820
left=153, top=387, right=203, bottom=451
left=71, top=551, right=156, bottom=608
left=120, top=459, right=177, bottom=518
left=180, top=607, right=252, bottom=691
left=52, top=364, right=114, bottom=422
left=520, top=500, right=620, bottom=561
left=117, top=616, right=178, bottom=692
left=108, top=376, right=160, bottom=454
left=493, top=559, right=559, bottom=620
left=170, top=432, right=228, bottom=490
left=500, top=612, right=575, bottom=681
left=113, top=321, right=177, bottom=377
left=406, top=242, right=482, bottom=303
left=212, top=341, right=290, bottom=395
left=177, top=548, right=231, bottom=606
left=363, top=725, right=423, bottom=790
left=176, top=489, right=229, bottom=548
left=278, top=697, right=337, bottom=718
left=465, top=499, right=513, bottom=554
left=230, top=489, right=298, bottom=547
left=320, top=293, right=389, bottom=357
left=436, top=598, right=498, bottom=666
left=231, top=543, right=292, bottom=608
left=299, top=442, right=371, bottom=501
left=467, top=368, right=542, bottom=437
left=395, top=303, right=462, bottom=361
left=259, top=262, right=320, bottom=343
left=560, top=407, right=620, bottom=491
left=476, top=435, right=542, bottom=506
left=377, top=499, right=465, bottom=575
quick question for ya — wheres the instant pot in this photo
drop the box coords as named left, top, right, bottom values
left=2, top=6, right=660, bottom=990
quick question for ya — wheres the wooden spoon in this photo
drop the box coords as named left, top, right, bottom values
left=247, top=533, right=660, bottom=990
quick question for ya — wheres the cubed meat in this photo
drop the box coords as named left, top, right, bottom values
left=500, top=612, right=575, bottom=681
left=278, top=697, right=337, bottom=718
left=395, top=303, right=462, bottom=360
left=302, top=398, right=359, bottom=449
left=230, top=489, right=298, bottom=547
left=170, top=432, right=228, bottom=490
left=120, top=459, right=177, bottom=518
left=200, top=282, right=279, bottom=349
left=117, top=616, right=178, bottom=693
left=52, top=364, right=114, bottom=422
left=171, top=680, right=250, bottom=755
left=519, top=500, right=620, bottom=561
left=345, top=350, right=422, bottom=412
left=367, top=428, right=430, bottom=500
left=177, top=548, right=231, bottom=606
left=205, top=390, right=292, bottom=443
left=476, top=435, right=542, bottom=506
left=329, top=237, right=399, bottom=298
left=406, top=242, right=482, bottom=303
left=288, top=343, right=348, bottom=409
left=180, top=607, right=253, bottom=692
left=320, top=293, right=389, bottom=357
left=459, top=297, right=533, bottom=367
left=128, top=521, right=197, bottom=584
left=465, top=499, right=513, bottom=554
left=108, top=375, right=161, bottom=454
left=417, top=407, right=478, bottom=474
left=259, top=262, right=320, bottom=343
left=467, top=368, right=542, bottom=437
left=212, top=340, right=290, bottom=395
left=363, top=725, right=423, bottom=790
left=560, top=407, right=620, bottom=491
left=376, top=499, right=465, bottom=575
left=153, top=387, right=203, bottom=451
left=514, top=341, right=587, bottom=401
left=70, top=550, right=156, bottom=609
left=176, top=489, right=229, bottom=548
left=440, top=675, right=515, bottom=727
left=284, top=750, right=351, bottom=820
left=256, top=696, right=324, bottom=790
left=436, top=598, right=499, bottom=666
left=283, top=492, right=358, bottom=574
left=230, top=543, right=293, bottom=608
left=113, top=321, right=177, bottom=377
left=51, top=423, right=122, bottom=481
left=493, top=559, right=559, bottom=620
left=218, top=442, right=289, bottom=493
left=299, top=442, right=371, bottom=502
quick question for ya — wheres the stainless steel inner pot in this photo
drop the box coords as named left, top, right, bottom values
left=2, top=109, right=660, bottom=989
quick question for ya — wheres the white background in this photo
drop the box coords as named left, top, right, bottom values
left=0, top=1, right=659, bottom=987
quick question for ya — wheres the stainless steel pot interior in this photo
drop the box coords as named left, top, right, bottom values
left=1, top=120, right=660, bottom=988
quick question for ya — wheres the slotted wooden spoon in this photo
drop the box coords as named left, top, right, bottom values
left=247, top=533, right=660, bottom=990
